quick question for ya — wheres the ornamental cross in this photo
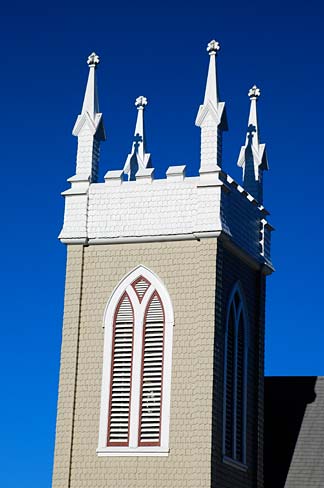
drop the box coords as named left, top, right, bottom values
left=207, top=39, right=220, bottom=55
left=87, top=52, right=100, bottom=67
left=135, top=96, right=148, bottom=108
left=248, top=85, right=261, bottom=99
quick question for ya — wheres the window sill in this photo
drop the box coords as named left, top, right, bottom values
left=97, top=447, right=169, bottom=457
left=223, top=456, right=248, bottom=472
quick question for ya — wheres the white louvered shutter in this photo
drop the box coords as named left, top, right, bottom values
left=107, top=293, right=134, bottom=446
left=139, top=293, right=164, bottom=446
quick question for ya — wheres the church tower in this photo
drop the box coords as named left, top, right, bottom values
left=52, top=42, right=273, bottom=488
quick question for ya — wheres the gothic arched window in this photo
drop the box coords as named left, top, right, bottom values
left=97, top=266, right=174, bottom=456
left=223, top=283, right=248, bottom=466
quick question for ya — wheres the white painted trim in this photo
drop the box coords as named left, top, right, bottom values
left=166, top=165, right=186, bottom=181
left=98, top=266, right=174, bottom=455
left=96, top=447, right=169, bottom=457
left=60, top=231, right=221, bottom=246
left=222, top=282, right=249, bottom=465
left=59, top=238, right=88, bottom=244
left=128, top=285, right=142, bottom=449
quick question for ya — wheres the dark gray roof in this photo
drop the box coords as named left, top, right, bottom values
left=264, top=376, right=324, bottom=488
left=284, top=376, right=324, bottom=488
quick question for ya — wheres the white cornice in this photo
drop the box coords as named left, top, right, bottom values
left=60, top=231, right=221, bottom=245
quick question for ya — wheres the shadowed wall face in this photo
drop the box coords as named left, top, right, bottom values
left=211, top=243, right=265, bottom=488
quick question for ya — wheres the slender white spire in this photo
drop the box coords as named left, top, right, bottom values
left=203, top=40, right=220, bottom=105
left=123, top=96, right=152, bottom=180
left=72, top=52, right=106, bottom=183
left=81, top=52, right=100, bottom=118
left=195, top=40, right=228, bottom=177
left=237, top=85, right=268, bottom=203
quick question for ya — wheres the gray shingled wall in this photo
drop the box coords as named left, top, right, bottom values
left=211, top=242, right=265, bottom=488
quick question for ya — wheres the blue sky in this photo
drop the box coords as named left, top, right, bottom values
left=1, top=1, right=323, bottom=487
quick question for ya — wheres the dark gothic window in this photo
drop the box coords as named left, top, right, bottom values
left=223, top=283, right=247, bottom=465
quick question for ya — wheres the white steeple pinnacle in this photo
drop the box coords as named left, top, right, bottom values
left=237, top=85, right=268, bottom=203
left=123, top=96, right=152, bottom=180
left=203, top=40, right=220, bottom=105
left=71, top=52, right=106, bottom=183
left=195, top=40, right=228, bottom=179
left=80, top=52, right=100, bottom=118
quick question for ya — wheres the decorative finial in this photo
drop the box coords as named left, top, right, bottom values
left=248, top=85, right=261, bottom=100
left=207, top=40, right=220, bottom=55
left=237, top=84, right=268, bottom=202
left=87, top=52, right=100, bottom=68
left=135, top=96, right=148, bottom=109
left=123, top=96, right=151, bottom=180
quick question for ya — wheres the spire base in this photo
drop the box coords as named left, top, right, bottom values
left=72, top=112, right=106, bottom=140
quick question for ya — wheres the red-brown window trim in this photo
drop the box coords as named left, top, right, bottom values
left=107, top=292, right=135, bottom=447
left=131, top=276, right=151, bottom=303
left=138, top=291, right=165, bottom=447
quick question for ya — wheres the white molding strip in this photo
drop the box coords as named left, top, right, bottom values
left=60, top=231, right=221, bottom=245
left=96, top=447, right=169, bottom=457
left=60, top=238, right=88, bottom=244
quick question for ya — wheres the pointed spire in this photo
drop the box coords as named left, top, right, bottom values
left=123, top=96, right=152, bottom=180
left=71, top=52, right=106, bottom=183
left=237, top=85, right=268, bottom=203
left=195, top=40, right=228, bottom=178
left=81, top=52, right=100, bottom=118
left=203, top=40, right=220, bottom=105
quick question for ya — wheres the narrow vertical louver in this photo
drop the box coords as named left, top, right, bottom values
left=225, top=307, right=235, bottom=458
left=107, top=293, right=134, bottom=446
left=236, top=313, right=245, bottom=462
left=138, top=292, right=164, bottom=446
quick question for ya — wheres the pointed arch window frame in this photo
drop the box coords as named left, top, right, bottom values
left=222, top=282, right=249, bottom=469
left=97, top=266, right=174, bottom=457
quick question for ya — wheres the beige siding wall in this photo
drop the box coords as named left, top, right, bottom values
left=52, top=239, right=218, bottom=488
left=52, top=246, right=84, bottom=488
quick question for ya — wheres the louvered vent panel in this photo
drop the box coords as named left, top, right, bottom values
left=107, top=294, right=134, bottom=446
left=132, top=277, right=150, bottom=301
left=225, top=307, right=235, bottom=458
left=139, top=293, right=164, bottom=446
left=236, top=313, right=245, bottom=462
